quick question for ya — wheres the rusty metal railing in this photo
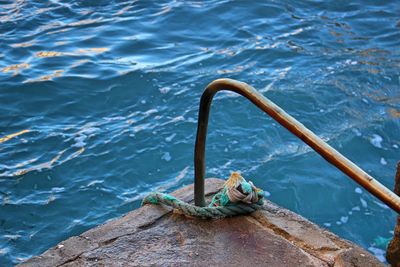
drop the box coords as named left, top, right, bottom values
left=193, top=78, right=400, bottom=214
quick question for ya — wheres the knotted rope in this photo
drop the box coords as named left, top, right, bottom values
left=142, top=172, right=264, bottom=218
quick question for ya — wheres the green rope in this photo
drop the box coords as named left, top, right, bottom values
left=142, top=173, right=265, bottom=219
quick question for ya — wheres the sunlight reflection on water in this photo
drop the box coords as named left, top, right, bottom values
left=0, top=0, right=399, bottom=265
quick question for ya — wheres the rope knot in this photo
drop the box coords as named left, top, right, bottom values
left=224, top=172, right=263, bottom=204
left=209, top=172, right=264, bottom=207
left=142, top=172, right=265, bottom=218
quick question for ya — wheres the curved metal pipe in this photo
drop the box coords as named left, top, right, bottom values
left=194, top=78, right=400, bottom=214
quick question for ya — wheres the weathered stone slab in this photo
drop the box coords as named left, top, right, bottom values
left=20, top=178, right=383, bottom=267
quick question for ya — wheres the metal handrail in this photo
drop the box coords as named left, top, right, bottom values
left=193, top=78, right=400, bottom=214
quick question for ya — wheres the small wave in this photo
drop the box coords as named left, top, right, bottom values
left=0, top=147, right=84, bottom=177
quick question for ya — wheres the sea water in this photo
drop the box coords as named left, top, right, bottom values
left=0, top=1, right=399, bottom=265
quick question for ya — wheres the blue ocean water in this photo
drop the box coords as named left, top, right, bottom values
left=0, top=0, right=399, bottom=265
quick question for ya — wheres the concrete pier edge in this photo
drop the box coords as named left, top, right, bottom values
left=20, top=178, right=384, bottom=267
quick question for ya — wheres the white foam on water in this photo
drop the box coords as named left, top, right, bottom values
left=344, top=59, right=358, bottom=65
left=51, top=187, right=65, bottom=193
left=340, top=216, right=349, bottom=224
left=0, top=248, right=9, bottom=256
left=360, top=198, right=368, bottom=208
left=159, top=86, right=171, bottom=94
left=143, top=108, right=158, bottom=116
left=165, top=133, right=176, bottom=142
left=352, top=206, right=361, bottom=211
left=161, top=152, right=171, bottom=162
left=352, top=128, right=361, bottom=136
left=355, top=187, right=362, bottom=194
left=278, top=28, right=304, bottom=38
left=86, top=180, right=103, bottom=187
left=370, top=134, right=383, bottom=148
left=72, top=135, right=87, bottom=147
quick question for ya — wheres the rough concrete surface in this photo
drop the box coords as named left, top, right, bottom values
left=20, top=178, right=384, bottom=267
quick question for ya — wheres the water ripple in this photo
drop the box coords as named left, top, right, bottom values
left=1, top=0, right=399, bottom=265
